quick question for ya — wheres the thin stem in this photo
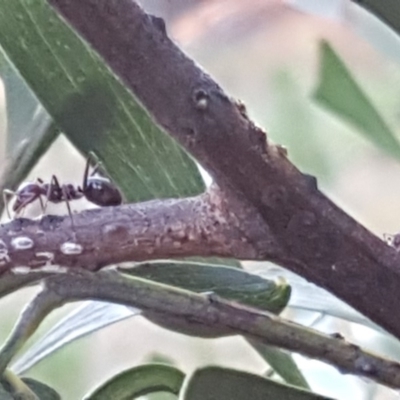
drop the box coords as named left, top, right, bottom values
left=0, top=287, right=64, bottom=374
left=30, top=271, right=400, bottom=389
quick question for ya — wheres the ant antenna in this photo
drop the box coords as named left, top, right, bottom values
left=62, top=186, right=74, bottom=230
left=35, top=178, right=45, bottom=214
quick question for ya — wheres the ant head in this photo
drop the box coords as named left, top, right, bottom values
left=13, top=182, right=44, bottom=212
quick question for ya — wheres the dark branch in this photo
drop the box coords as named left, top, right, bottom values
left=0, top=187, right=269, bottom=274
left=43, top=0, right=400, bottom=338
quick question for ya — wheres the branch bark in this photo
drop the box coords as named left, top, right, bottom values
left=36, top=0, right=400, bottom=338
left=0, top=186, right=269, bottom=273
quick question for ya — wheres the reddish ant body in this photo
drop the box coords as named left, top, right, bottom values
left=4, top=153, right=122, bottom=218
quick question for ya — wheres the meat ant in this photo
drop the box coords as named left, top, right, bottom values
left=3, top=152, right=122, bottom=221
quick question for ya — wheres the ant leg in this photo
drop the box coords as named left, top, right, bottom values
left=87, top=151, right=100, bottom=165
left=50, top=176, right=75, bottom=228
left=44, top=177, right=74, bottom=229
left=82, top=154, right=91, bottom=191
left=61, top=185, right=75, bottom=230
left=13, top=193, right=40, bottom=217
left=87, top=151, right=107, bottom=176
left=43, top=175, right=60, bottom=214
left=90, top=163, right=102, bottom=176
left=38, top=196, right=45, bottom=215
left=31, top=178, right=46, bottom=214
left=82, top=151, right=104, bottom=189
left=3, top=189, right=15, bottom=219
left=50, top=175, right=61, bottom=189
left=32, top=179, right=45, bottom=215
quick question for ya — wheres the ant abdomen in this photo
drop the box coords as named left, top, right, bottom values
left=83, top=177, right=122, bottom=207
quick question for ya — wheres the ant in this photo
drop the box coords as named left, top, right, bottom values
left=4, top=152, right=123, bottom=221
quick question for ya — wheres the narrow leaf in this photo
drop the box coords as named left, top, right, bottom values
left=121, top=261, right=291, bottom=313
left=0, top=0, right=204, bottom=202
left=0, top=47, right=59, bottom=211
left=351, top=0, right=400, bottom=39
left=123, top=262, right=305, bottom=385
left=0, top=115, right=59, bottom=203
left=314, top=40, right=400, bottom=160
left=247, top=339, right=309, bottom=389
left=182, top=367, right=333, bottom=400
left=12, top=301, right=139, bottom=375
left=1, top=369, right=60, bottom=399
left=2, top=373, right=61, bottom=399
left=85, top=364, right=185, bottom=400
left=0, top=383, right=13, bottom=400
left=0, top=46, right=44, bottom=152
left=260, top=265, right=383, bottom=331
left=22, top=377, right=61, bottom=400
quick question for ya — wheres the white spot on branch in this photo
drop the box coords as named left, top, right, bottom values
left=36, top=264, right=68, bottom=273
left=11, top=236, right=34, bottom=250
left=11, top=266, right=30, bottom=274
left=35, top=252, right=55, bottom=263
left=60, top=242, right=83, bottom=255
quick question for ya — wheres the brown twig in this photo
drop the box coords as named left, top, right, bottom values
left=0, top=186, right=269, bottom=273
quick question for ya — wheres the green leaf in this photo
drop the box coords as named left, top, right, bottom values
left=314, top=40, right=400, bottom=160
left=0, top=117, right=59, bottom=205
left=121, top=261, right=290, bottom=338
left=0, top=47, right=59, bottom=212
left=0, top=384, right=13, bottom=400
left=247, top=339, right=309, bottom=389
left=85, top=364, right=185, bottom=400
left=351, top=0, right=400, bottom=38
left=146, top=353, right=177, bottom=366
left=1, top=370, right=61, bottom=399
left=12, top=301, right=138, bottom=375
left=22, top=378, right=61, bottom=400
left=0, top=46, right=52, bottom=152
left=122, top=262, right=308, bottom=388
left=121, top=261, right=291, bottom=313
left=269, top=70, right=332, bottom=181
left=185, top=257, right=241, bottom=268
left=182, top=367, right=333, bottom=400
left=0, top=0, right=204, bottom=202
